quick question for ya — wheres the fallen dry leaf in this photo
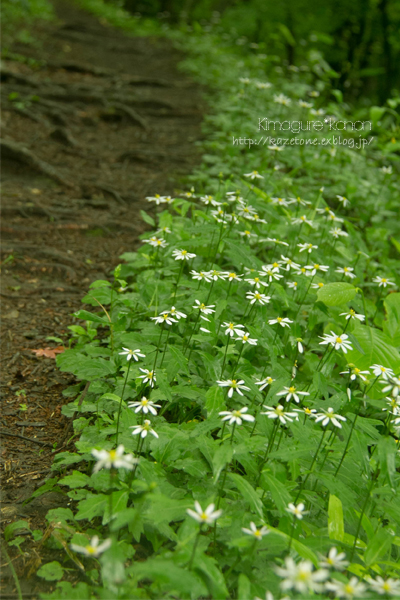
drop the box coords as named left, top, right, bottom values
left=31, top=346, right=65, bottom=359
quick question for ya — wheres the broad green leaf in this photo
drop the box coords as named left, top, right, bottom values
left=145, top=494, right=192, bottom=524
left=59, top=471, right=90, bottom=489
left=328, top=495, right=344, bottom=542
left=74, top=309, right=108, bottom=324
left=383, top=293, right=400, bottom=346
left=4, top=520, right=30, bottom=541
left=212, top=445, right=233, bottom=483
left=237, top=574, right=251, bottom=600
left=75, top=493, right=107, bottom=521
left=378, top=436, right=397, bottom=489
left=132, top=559, right=207, bottom=597
left=317, top=282, right=357, bottom=306
left=346, top=324, right=400, bottom=374
left=269, top=527, right=319, bottom=566
left=168, top=345, right=189, bottom=376
left=37, top=561, right=64, bottom=581
left=261, top=473, right=291, bottom=515
left=364, top=528, right=392, bottom=567
left=140, top=209, right=155, bottom=226
left=205, top=385, right=226, bottom=417
left=228, top=473, right=263, bottom=518
left=102, top=491, right=129, bottom=524
left=195, top=555, right=229, bottom=599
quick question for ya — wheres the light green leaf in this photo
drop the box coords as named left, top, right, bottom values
left=261, top=473, right=291, bottom=515
left=378, top=436, right=397, bottom=489
left=195, top=555, right=229, bottom=599
left=59, top=471, right=90, bottom=489
left=228, top=473, right=263, bottom=518
left=328, top=495, right=344, bottom=542
left=37, top=561, right=64, bottom=581
left=140, top=209, right=155, bottom=226
left=346, top=324, right=400, bottom=374
left=317, top=282, right=357, bottom=306
left=4, top=520, right=31, bottom=541
left=237, top=573, right=251, bottom=600
left=364, top=528, right=392, bottom=567
left=205, top=385, right=226, bottom=417
left=73, top=309, right=108, bottom=324
left=75, top=493, right=107, bottom=521
left=212, top=445, right=233, bottom=483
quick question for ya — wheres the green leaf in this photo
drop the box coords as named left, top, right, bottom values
left=168, top=345, right=189, bottom=376
left=378, top=436, right=397, bottom=489
left=4, top=520, right=30, bottom=541
left=384, top=293, right=400, bottom=346
left=364, top=528, right=392, bottom=567
left=228, top=473, right=263, bottom=518
left=237, top=573, right=251, bottom=600
left=195, top=554, right=229, bottom=599
left=328, top=495, right=344, bottom=542
left=73, top=309, right=108, bottom=324
left=140, top=210, right=155, bottom=226
left=261, top=473, right=291, bottom=516
left=59, top=471, right=90, bottom=489
left=205, top=385, right=226, bottom=417
left=212, top=445, right=233, bottom=483
left=75, top=493, right=107, bottom=521
left=346, top=324, right=400, bottom=374
left=145, top=494, right=192, bottom=524
left=37, top=561, right=64, bottom=581
left=317, top=282, right=357, bottom=306
left=131, top=559, right=207, bottom=597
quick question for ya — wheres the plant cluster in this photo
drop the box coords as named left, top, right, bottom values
left=7, top=2, right=400, bottom=599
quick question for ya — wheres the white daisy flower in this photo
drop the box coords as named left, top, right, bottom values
left=245, top=276, right=268, bottom=288
left=261, top=404, right=298, bottom=424
left=208, top=269, right=228, bottom=281
left=238, top=204, right=257, bottom=217
left=330, top=227, right=348, bottom=239
left=276, top=386, right=310, bottom=404
left=275, top=557, right=328, bottom=594
left=168, top=306, right=187, bottom=320
left=339, top=309, right=364, bottom=321
left=296, top=338, right=304, bottom=353
left=128, top=397, right=161, bottom=415
left=151, top=312, right=177, bottom=326
left=305, top=263, right=329, bottom=276
left=172, top=249, right=196, bottom=261
left=143, top=236, right=168, bottom=248
left=292, top=215, right=313, bottom=227
left=219, top=406, right=255, bottom=425
left=130, top=419, right=158, bottom=438
left=273, top=93, right=291, bottom=106
left=244, top=170, right=264, bottom=180
left=255, top=376, right=275, bottom=391
left=91, top=445, right=137, bottom=473
left=293, top=407, right=317, bottom=418
left=271, top=197, right=289, bottom=207
left=381, top=166, right=393, bottom=175
left=319, top=547, right=349, bottom=570
left=247, top=213, right=268, bottom=224
left=340, top=367, right=369, bottom=382
left=297, top=242, right=318, bottom=253
left=381, top=377, right=400, bottom=397
left=236, top=331, right=257, bottom=345
left=224, top=271, right=243, bottom=282
left=336, top=266, right=356, bottom=279
left=146, top=194, right=167, bottom=205
left=370, top=364, right=394, bottom=380
left=260, top=266, right=283, bottom=282
left=269, top=317, right=293, bottom=328
left=279, top=255, right=300, bottom=271
left=287, top=281, right=298, bottom=291
left=311, top=281, right=324, bottom=289
left=266, top=237, right=289, bottom=247
left=242, top=522, right=269, bottom=539
left=190, top=270, right=213, bottom=283
left=239, top=229, right=258, bottom=241
left=319, top=331, right=353, bottom=353
left=286, top=502, right=308, bottom=520
left=200, top=195, right=220, bottom=207
left=368, top=576, right=400, bottom=597
left=336, top=195, right=350, bottom=207
left=138, top=368, right=156, bottom=387
left=222, top=321, right=245, bottom=337
left=187, top=501, right=222, bottom=525
left=373, top=276, right=395, bottom=288
left=315, top=407, right=346, bottom=428
left=193, top=299, right=216, bottom=317
left=119, top=347, right=146, bottom=362
left=326, top=577, right=367, bottom=599
left=288, top=196, right=311, bottom=207
left=246, top=291, right=271, bottom=305
left=217, top=379, right=250, bottom=398
left=70, top=535, right=112, bottom=557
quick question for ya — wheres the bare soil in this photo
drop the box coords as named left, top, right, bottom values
left=0, top=3, right=204, bottom=596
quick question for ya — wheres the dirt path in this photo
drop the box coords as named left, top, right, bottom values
left=0, top=3, right=204, bottom=596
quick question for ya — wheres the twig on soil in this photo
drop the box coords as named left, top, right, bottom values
left=0, top=429, right=53, bottom=447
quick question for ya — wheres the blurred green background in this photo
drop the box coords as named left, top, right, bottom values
left=2, top=0, right=400, bottom=105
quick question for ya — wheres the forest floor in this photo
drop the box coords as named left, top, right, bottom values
left=0, top=3, right=204, bottom=596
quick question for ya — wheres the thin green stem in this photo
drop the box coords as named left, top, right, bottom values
left=115, top=359, right=132, bottom=446
left=294, top=429, right=327, bottom=503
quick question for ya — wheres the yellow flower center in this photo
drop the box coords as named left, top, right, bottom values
left=336, top=337, right=343, bottom=344
left=181, top=250, right=187, bottom=255
left=229, top=273, right=236, bottom=278
left=245, top=230, right=251, bottom=235
left=254, top=277, right=259, bottom=282
left=382, top=278, right=387, bottom=283
left=142, top=399, right=148, bottom=405
left=344, top=585, right=354, bottom=595
left=318, top=282, right=324, bottom=287
left=86, top=545, right=96, bottom=555
left=272, top=262, right=279, bottom=268
left=289, top=386, right=296, bottom=393
left=277, top=317, right=282, bottom=322
left=305, top=408, right=312, bottom=414
left=109, top=450, right=117, bottom=461
left=254, top=530, right=261, bottom=537
left=231, top=380, right=237, bottom=387
left=201, top=512, right=208, bottom=520
left=243, top=335, right=248, bottom=341
left=255, top=293, right=261, bottom=299
left=200, top=303, right=206, bottom=309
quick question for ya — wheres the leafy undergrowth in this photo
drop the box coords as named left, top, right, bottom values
left=10, top=3, right=400, bottom=599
